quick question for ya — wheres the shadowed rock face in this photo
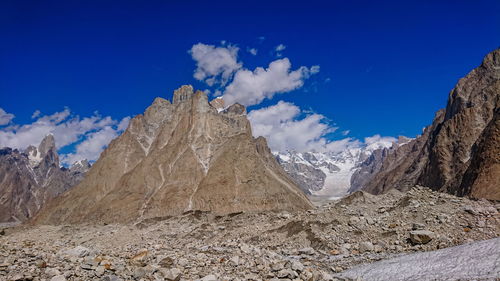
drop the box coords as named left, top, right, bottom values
left=33, top=85, right=312, bottom=225
left=357, top=49, right=500, bottom=200
left=0, top=135, right=90, bottom=222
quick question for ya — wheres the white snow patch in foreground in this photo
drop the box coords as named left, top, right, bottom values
left=335, top=238, right=500, bottom=281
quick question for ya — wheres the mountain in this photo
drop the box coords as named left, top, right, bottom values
left=33, top=85, right=312, bottom=225
left=349, top=136, right=412, bottom=193
left=275, top=139, right=398, bottom=198
left=356, top=48, right=500, bottom=200
left=0, top=135, right=90, bottom=222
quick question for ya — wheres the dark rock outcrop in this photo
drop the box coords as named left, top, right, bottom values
left=358, top=48, right=500, bottom=200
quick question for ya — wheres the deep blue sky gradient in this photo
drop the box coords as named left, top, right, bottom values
left=1, top=0, right=499, bottom=140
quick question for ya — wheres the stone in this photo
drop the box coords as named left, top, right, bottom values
left=291, top=260, right=304, bottom=272
left=298, top=247, right=315, bottom=255
left=359, top=241, right=374, bottom=253
left=50, top=275, right=67, bottom=281
left=95, top=265, right=105, bottom=276
left=271, top=261, right=285, bottom=271
left=199, top=274, right=218, bottom=281
left=35, top=259, right=47, bottom=268
left=158, top=256, right=174, bottom=268
left=163, top=268, right=182, bottom=281
left=130, top=249, right=148, bottom=266
left=229, top=256, right=240, bottom=266
left=101, top=275, right=123, bottom=281
left=410, top=230, right=435, bottom=244
left=349, top=216, right=360, bottom=226
left=64, top=246, right=91, bottom=258
left=12, top=274, right=24, bottom=281
left=277, top=269, right=295, bottom=278
left=240, top=244, right=251, bottom=254
left=412, top=223, right=425, bottom=230
left=45, top=268, right=61, bottom=277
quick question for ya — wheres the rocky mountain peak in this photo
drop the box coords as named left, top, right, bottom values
left=38, top=134, right=56, bottom=156
left=172, top=84, right=194, bottom=104
left=209, top=97, right=225, bottom=112
left=33, top=85, right=312, bottom=225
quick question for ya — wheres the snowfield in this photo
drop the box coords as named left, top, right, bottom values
left=335, top=237, right=500, bottom=281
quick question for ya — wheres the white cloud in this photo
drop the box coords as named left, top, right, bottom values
left=275, top=44, right=286, bottom=57
left=247, top=47, right=258, bottom=56
left=222, top=58, right=318, bottom=106
left=61, top=123, right=125, bottom=165
left=364, top=134, right=397, bottom=150
left=189, top=43, right=242, bottom=86
left=248, top=101, right=397, bottom=154
left=117, top=116, right=131, bottom=131
left=0, top=108, right=15, bottom=126
left=0, top=108, right=130, bottom=165
left=275, top=44, right=286, bottom=52
left=248, top=101, right=342, bottom=152
left=310, top=65, right=320, bottom=74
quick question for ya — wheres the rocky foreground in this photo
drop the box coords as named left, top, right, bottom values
left=1, top=186, right=499, bottom=281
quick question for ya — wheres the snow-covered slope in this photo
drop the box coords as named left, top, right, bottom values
left=335, top=238, right=500, bottom=281
left=275, top=141, right=395, bottom=198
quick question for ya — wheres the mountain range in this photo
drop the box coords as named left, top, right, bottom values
left=0, top=49, right=498, bottom=225
left=274, top=137, right=406, bottom=198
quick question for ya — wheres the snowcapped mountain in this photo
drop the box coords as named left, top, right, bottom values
left=275, top=140, right=400, bottom=199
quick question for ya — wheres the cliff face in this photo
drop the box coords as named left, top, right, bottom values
left=33, top=86, right=312, bottom=225
left=0, top=135, right=89, bottom=222
left=359, top=49, right=500, bottom=200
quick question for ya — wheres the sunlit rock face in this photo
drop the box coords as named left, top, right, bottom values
left=33, top=85, right=312, bottom=225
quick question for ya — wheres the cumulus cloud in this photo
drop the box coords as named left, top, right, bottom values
left=248, top=101, right=396, bottom=154
left=0, top=108, right=15, bottom=126
left=222, top=58, right=318, bottom=106
left=189, top=43, right=242, bottom=86
left=0, top=108, right=130, bottom=165
left=61, top=120, right=128, bottom=165
left=248, top=101, right=343, bottom=152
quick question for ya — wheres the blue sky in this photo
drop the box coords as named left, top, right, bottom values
left=1, top=0, right=499, bottom=163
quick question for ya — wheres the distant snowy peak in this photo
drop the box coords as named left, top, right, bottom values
left=275, top=139, right=400, bottom=198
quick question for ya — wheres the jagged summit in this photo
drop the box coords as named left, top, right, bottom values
left=33, top=85, right=312, bottom=225
left=0, top=136, right=89, bottom=222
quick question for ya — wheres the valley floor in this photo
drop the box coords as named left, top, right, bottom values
left=1, top=186, right=499, bottom=281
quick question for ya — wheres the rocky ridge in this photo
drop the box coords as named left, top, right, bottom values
left=33, top=85, right=312, bottom=225
left=354, top=48, right=500, bottom=200
left=1, top=186, right=498, bottom=280
left=0, top=135, right=90, bottom=222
